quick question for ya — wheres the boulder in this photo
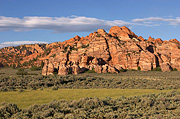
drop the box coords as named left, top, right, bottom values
left=107, top=65, right=118, bottom=73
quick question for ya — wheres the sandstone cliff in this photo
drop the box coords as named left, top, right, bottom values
left=0, top=26, right=179, bottom=75
left=41, top=26, right=180, bottom=75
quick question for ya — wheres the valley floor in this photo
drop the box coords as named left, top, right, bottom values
left=0, top=88, right=171, bottom=109
left=1, top=68, right=180, bottom=118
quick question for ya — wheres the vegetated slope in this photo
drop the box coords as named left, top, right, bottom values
left=0, top=26, right=180, bottom=75
left=1, top=91, right=180, bottom=118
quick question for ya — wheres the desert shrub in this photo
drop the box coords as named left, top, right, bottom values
left=12, top=64, right=16, bottom=69
left=138, top=66, right=141, bottom=71
left=70, top=47, right=78, bottom=51
left=119, top=69, right=127, bottom=72
left=16, top=68, right=28, bottom=75
left=3, top=91, right=180, bottom=118
left=51, top=86, right=59, bottom=90
left=85, top=69, right=95, bottom=73
left=22, top=61, right=29, bottom=66
left=152, top=67, right=161, bottom=71
left=50, top=54, right=56, bottom=58
left=2, top=71, right=180, bottom=91
left=40, top=61, right=44, bottom=68
left=18, top=89, right=24, bottom=92
left=81, top=44, right=89, bottom=48
left=43, top=48, right=51, bottom=56
left=53, top=68, right=58, bottom=75
left=96, top=34, right=101, bottom=37
left=0, top=87, right=8, bottom=92
left=0, top=103, right=20, bottom=118
left=173, top=68, right=178, bottom=71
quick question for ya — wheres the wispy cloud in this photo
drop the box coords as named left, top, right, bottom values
left=0, top=16, right=179, bottom=33
left=0, top=16, right=137, bottom=32
left=0, top=41, right=48, bottom=49
left=132, top=17, right=180, bottom=26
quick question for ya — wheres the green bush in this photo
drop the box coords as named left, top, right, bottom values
left=16, top=71, right=28, bottom=75
left=82, top=44, right=89, bottom=48
left=85, top=69, right=95, bottom=73
left=51, top=86, right=59, bottom=90
left=16, top=68, right=28, bottom=75
left=96, top=34, right=101, bottom=37
left=152, top=67, right=161, bottom=71
left=50, top=54, right=56, bottom=58
left=119, top=69, right=127, bottom=72
left=23, top=61, right=29, bottom=66
left=138, top=66, right=141, bottom=71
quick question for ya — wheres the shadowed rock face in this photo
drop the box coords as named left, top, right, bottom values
left=40, top=26, right=180, bottom=75
left=0, top=26, right=179, bottom=75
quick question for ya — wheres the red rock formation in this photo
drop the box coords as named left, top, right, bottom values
left=147, top=36, right=155, bottom=42
left=109, top=26, right=136, bottom=41
left=58, top=64, right=68, bottom=75
left=160, top=63, right=172, bottom=72
left=94, top=65, right=102, bottom=73
left=0, top=26, right=180, bottom=75
left=155, top=38, right=163, bottom=43
left=138, top=36, right=145, bottom=41
left=40, top=26, right=180, bottom=75
left=71, top=63, right=80, bottom=75
left=169, top=39, right=179, bottom=43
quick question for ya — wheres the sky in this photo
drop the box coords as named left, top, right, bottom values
left=0, top=0, right=180, bottom=48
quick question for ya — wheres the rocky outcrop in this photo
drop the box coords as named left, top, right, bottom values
left=160, top=63, right=172, bottom=72
left=0, top=26, right=179, bottom=75
left=58, top=64, right=68, bottom=75
left=109, top=26, right=137, bottom=41
left=139, top=51, right=156, bottom=71
left=40, top=26, right=180, bottom=75
left=71, top=63, right=80, bottom=75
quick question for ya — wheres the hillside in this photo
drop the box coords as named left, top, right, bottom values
left=0, top=26, right=180, bottom=75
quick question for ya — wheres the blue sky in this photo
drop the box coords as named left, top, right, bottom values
left=0, top=0, right=180, bottom=48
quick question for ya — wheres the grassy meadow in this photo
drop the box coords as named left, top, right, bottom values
left=0, top=88, right=171, bottom=109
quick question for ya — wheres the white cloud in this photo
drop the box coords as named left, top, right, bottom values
left=0, top=41, right=48, bottom=49
left=0, top=16, right=179, bottom=33
left=132, top=17, right=180, bottom=25
left=0, top=16, right=137, bottom=33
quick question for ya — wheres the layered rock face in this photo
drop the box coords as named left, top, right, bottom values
left=40, top=26, right=180, bottom=75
